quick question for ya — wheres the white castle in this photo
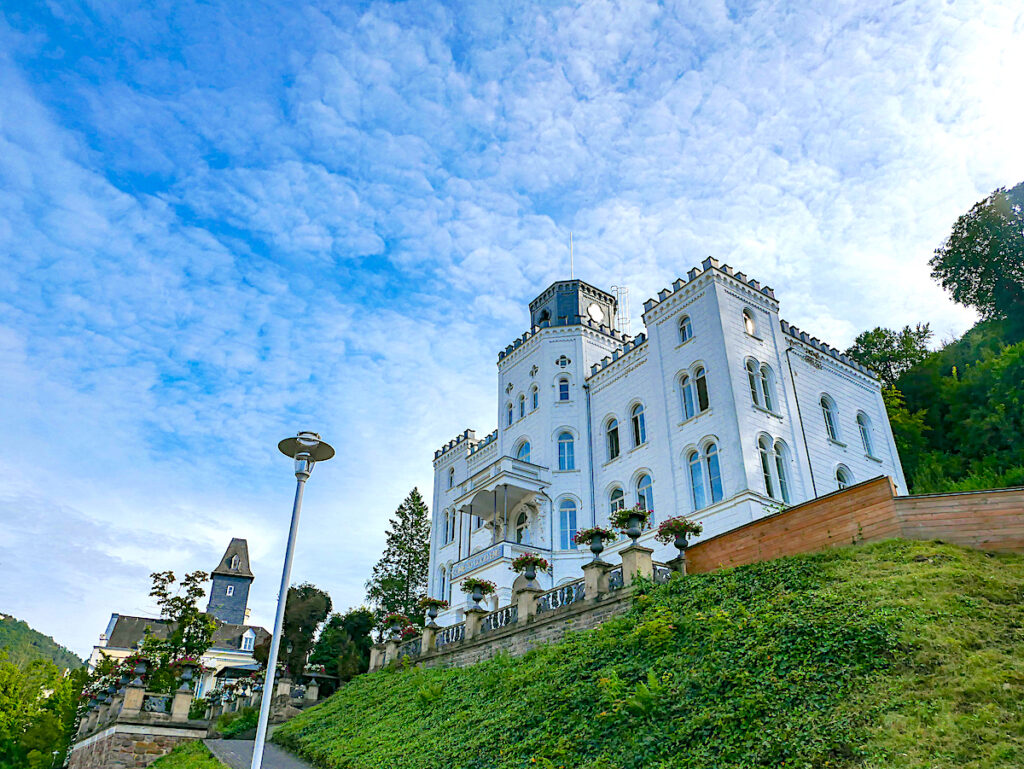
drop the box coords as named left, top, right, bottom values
left=428, top=258, right=906, bottom=624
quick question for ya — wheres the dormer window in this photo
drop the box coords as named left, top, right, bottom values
left=241, top=629, right=255, bottom=652
left=230, top=555, right=240, bottom=571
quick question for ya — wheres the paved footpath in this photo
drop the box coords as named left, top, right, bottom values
left=205, top=739, right=315, bottom=769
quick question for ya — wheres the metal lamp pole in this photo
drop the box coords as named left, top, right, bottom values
left=250, top=431, right=334, bottom=769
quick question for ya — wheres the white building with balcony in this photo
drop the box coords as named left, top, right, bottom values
left=428, top=258, right=906, bottom=626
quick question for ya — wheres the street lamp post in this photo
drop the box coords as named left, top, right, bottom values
left=250, top=431, right=334, bottom=769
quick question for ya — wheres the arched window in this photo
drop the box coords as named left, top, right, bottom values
left=439, top=567, right=446, bottom=601
left=448, top=467, right=455, bottom=489
left=506, top=402, right=514, bottom=427
left=518, top=394, right=525, bottom=419
left=449, top=509, right=458, bottom=543
left=558, top=499, right=577, bottom=549
left=705, top=443, right=723, bottom=503
left=442, top=509, right=450, bottom=543
left=531, top=386, right=539, bottom=410
left=609, top=487, right=625, bottom=515
left=774, top=441, right=791, bottom=504
left=743, top=309, right=756, bottom=336
left=558, top=378, right=570, bottom=401
left=836, top=466, right=853, bottom=490
left=636, top=474, right=653, bottom=516
left=820, top=395, right=839, bottom=441
left=758, top=436, right=775, bottom=499
left=746, top=360, right=760, bottom=406
left=857, top=412, right=874, bottom=456
left=759, top=365, right=775, bottom=412
left=606, top=419, right=620, bottom=460
left=694, top=367, right=710, bottom=412
left=516, top=441, right=531, bottom=463
left=516, top=511, right=530, bottom=544
left=631, top=404, right=647, bottom=446
left=681, top=374, right=695, bottom=419
left=558, top=432, right=575, bottom=470
left=678, top=315, right=693, bottom=343
left=688, top=451, right=706, bottom=510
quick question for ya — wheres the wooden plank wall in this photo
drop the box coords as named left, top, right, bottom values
left=896, top=488, right=1024, bottom=552
left=686, top=477, right=901, bottom=573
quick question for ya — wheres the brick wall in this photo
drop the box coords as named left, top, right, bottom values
left=68, top=726, right=204, bottom=769
left=686, top=476, right=1024, bottom=573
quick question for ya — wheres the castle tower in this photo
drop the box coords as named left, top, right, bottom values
left=206, top=538, right=253, bottom=625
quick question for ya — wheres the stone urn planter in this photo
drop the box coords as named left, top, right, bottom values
left=611, top=505, right=652, bottom=545
left=460, top=577, right=497, bottom=609
left=654, top=516, right=704, bottom=562
left=574, top=527, right=615, bottom=561
left=383, top=613, right=410, bottom=640
left=418, top=597, right=450, bottom=626
left=510, top=554, right=550, bottom=587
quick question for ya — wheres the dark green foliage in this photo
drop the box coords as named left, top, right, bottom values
left=148, top=570, right=218, bottom=662
left=930, top=181, right=1024, bottom=323
left=365, top=488, right=431, bottom=635
left=309, top=608, right=375, bottom=684
left=216, top=707, right=258, bottom=738
left=149, top=741, right=228, bottom=768
left=0, top=615, right=82, bottom=671
left=281, top=584, right=333, bottom=676
left=274, top=545, right=926, bottom=769
left=846, top=324, right=933, bottom=388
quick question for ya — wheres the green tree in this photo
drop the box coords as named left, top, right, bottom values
left=148, top=570, right=218, bottom=661
left=365, top=488, right=431, bottom=634
left=281, top=584, right=332, bottom=676
left=846, top=324, right=933, bottom=388
left=930, top=180, right=1024, bottom=322
left=308, top=608, right=375, bottom=683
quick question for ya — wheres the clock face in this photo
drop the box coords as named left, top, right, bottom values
left=587, top=303, right=604, bottom=323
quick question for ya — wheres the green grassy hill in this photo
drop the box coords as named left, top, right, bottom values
left=266, top=541, right=1023, bottom=769
left=0, top=613, right=82, bottom=670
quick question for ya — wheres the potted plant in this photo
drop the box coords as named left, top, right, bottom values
left=654, top=516, right=704, bottom=556
left=417, top=596, right=450, bottom=625
left=400, top=625, right=419, bottom=640
left=383, top=613, right=410, bottom=640
left=574, top=526, right=616, bottom=559
left=610, top=504, right=653, bottom=544
left=510, top=553, right=550, bottom=583
left=460, top=577, right=497, bottom=609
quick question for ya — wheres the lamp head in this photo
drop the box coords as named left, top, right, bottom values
left=278, top=431, right=335, bottom=480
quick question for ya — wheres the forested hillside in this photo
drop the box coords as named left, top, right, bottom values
left=847, top=180, right=1024, bottom=494
left=0, top=614, right=82, bottom=670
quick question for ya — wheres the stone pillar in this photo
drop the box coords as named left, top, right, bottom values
left=304, top=682, right=319, bottom=701
left=582, top=560, right=612, bottom=598
left=275, top=677, right=292, bottom=698
left=463, top=607, right=489, bottom=640
left=121, top=682, right=145, bottom=716
left=384, top=639, right=399, bottom=664
left=170, top=687, right=193, bottom=720
left=368, top=644, right=385, bottom=671
left=620, top=544, right=654, bottom=586
left=667, top=552, right=688, bottom=575
left=421, top=626, right=437, bottom=653
left=514, top=585, right=545, bottom=621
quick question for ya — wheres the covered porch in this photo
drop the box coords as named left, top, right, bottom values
left=453, top=455, right=553, bottom=550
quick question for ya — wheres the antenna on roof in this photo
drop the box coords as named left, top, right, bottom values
left=569, top=232, right=574, bottom=279
left=611, top=285, right=631, bottom=334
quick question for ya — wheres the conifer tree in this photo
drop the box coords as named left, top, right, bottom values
left=365, top=488, right=431, bottom=633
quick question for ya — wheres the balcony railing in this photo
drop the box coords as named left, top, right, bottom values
left=435, top=622, right=465, bottom=650
left=480, top=604, right=518, bottom=635
left=536, top=579, right=586, bottom=614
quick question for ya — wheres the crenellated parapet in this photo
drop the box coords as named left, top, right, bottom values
left=468, top=429, right=498, bottom=457
left=588, top=332, right=648, bottom=377
left=497, top=317, right=629, bottom=364
left=641, top=256, right=776, bottom=315
left=433, top=428, right=478, bottom=462
left=780, top=320, right=877, bottom=379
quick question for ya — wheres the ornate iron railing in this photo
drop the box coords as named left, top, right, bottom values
left=608, top=566, right=624, bottom=591
left=536, top=580, right=586, bottom=613
left=397, top=636, right=422, bottom=660
left=480, top=604, right=518, bottom=634
left=435, top=622, right=465, bottom=649
left=653, top=563, right=673, bottom=584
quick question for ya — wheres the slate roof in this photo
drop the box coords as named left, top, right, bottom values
left=211, top=538, right=254, bottom=579
left=103, top=614, right=270, bottom=653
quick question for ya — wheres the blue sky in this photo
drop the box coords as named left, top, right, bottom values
left=1, top=0, right=1022, bottom=657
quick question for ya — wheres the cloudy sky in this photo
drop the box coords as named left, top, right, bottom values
left=1, top=0, right=1022, bottom=657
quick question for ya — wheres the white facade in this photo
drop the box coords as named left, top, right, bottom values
left=428, top=258, right=906, bottom=625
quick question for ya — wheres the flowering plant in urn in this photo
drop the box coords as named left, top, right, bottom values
left=383, top=613, right=410, bottom=639
left=574, top=526, right=616, bottom=559
left=510, top=553, right=550, bottom=582
left=461, top=577, right=496, bottom=609
left=610, top=504, right=652, bottom=543
left=417, top=596, right=449, bottom=624
left=656, top=516, right=704, bottom=558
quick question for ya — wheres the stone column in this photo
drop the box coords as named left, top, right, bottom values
left=275, top=677, right=292, bottom=698
left=582, top=560, right=612, bottom=598
left=304, top=682, right=319, bottom=701
left=368, top=644, right=385, bottom=671
left=667, top=552, right=688, bottom=575
left=121, top=682, right=145, bottom=716
left=620, top=544, right=654, bottom=586
left=514, top=585, right=545, bottom=621
left=384, top=639, right=399, bottom=664
left=421, top=626, right=437, bottom=653
left=170, top=686, right=193, bottom=721
left=463, top=607, right=489, bottom=640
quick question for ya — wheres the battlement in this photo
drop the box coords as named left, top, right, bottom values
left=780, top=320, right=877, bottom=379
left=467, top=429, right=498, bottom=458
left=588, top=332, right=649, bottom=377
left=641, top=257, right=776, bottom=314
left=497, top=318, right=630, bottom=363
left=433, top=429, right=477, bottom=461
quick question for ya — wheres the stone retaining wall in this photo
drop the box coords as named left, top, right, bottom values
left=68, top=723, right=207, bottom=769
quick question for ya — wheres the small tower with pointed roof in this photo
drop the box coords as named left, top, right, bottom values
left=206, top=538, right=254, bottom=625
